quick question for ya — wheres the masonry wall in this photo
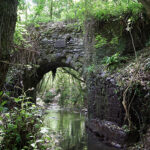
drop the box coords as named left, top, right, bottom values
left=84, top=16, right=150, bottom=147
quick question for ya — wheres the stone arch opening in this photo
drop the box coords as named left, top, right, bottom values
left=23, top=22, right=84, bottom=103
left=23, top=61, right=72, bottom=102
left=36, top=67, right=86, bottom=107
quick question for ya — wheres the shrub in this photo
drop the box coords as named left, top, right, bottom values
left=0, top=94, right=48, bottom=150
left=102, top=52, right=127, bottom=70
left=86, top=64, right=95, bottom=73
left=95, top=35, right=107, bottom=48
left=43, top=92, right=55, bottom=103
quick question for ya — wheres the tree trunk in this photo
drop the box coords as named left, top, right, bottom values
left=140, top=0, right=150, bottom=17
left=49, top=0, right=53, bottom=20
left=0, top=0, right=18, bottom=90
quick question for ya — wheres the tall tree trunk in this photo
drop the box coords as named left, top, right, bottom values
left=0, top=0, right=18, bottom=90
left=50, top=0, right=53, bottom=20
left=140, top=0, right=150, bottom=17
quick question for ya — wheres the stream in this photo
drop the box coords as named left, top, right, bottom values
left=44, top=105, right=118, bottom=150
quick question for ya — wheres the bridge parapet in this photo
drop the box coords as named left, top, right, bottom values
left=34, top=22, right=84, bottom=72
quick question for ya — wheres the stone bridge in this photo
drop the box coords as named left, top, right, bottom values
left=19, top=18, right=150, bottom=147
left=23, top=22, right=85, bottom=101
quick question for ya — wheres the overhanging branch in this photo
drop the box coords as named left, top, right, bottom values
left=62, top=67, right=85, bottom=83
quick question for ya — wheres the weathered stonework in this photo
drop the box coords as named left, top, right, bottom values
left=84, top=17, right=150, bottom=148
left=87, top=73, right=124, bottom=126
left=23, top=22, right=84, bottom=102
left=86, top=119, right=128, bottom=148
left=37, top=22, right=84, bottom=72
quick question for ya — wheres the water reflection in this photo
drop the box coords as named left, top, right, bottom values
left=88, top=132, right=118, bottom=150
left=44, top=107, right=117, bottom=150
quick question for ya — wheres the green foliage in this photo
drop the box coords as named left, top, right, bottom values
left=55, top=68, right=86, bottom=108
left=102, top=52, right=120, bottom=66
left=37, top=68, right=86, bottom=108
left=95, top=34, right=120, bottom=50
left=17, top=0, right=143, bottom=29
left=95, top=35, right=107, bottom=48
left=86, top=64, right=95, bottom=73
left=102, top=53, right=127, bottom=70
left=14, top=22, right=28, bottom=46
left=122, top=125, right=130, bottom=133
left=110, top=36, right=119, bottom=45
left=17, top=0, right=86, bottom=25
left=43, top=92, right=55, bottom=103
left=0, top=93, right=49, bottom=150
left=91, top=0, right=143, bottom=21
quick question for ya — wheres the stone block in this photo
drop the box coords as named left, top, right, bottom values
left=54, top=39, right=66, bottom=48
left=86, top=119, right=128, bottom=148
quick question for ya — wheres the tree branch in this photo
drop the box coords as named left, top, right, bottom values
left=62, top=67, right=85, bottom=83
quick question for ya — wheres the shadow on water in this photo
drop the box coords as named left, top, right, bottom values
left=44, top=107, right=118, bottom=150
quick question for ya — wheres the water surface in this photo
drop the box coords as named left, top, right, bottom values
left=44, top=106, right=117, bottom=150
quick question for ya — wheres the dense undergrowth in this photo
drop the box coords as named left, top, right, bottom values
left=0, top=91, right=51, bottom=150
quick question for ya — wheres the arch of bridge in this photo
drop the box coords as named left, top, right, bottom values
left=23, top=22, right=85, bottom=102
